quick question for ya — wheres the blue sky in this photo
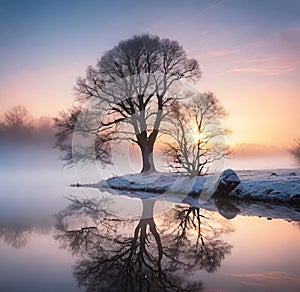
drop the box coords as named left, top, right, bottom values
left=0, top=0, right=299, bottom=147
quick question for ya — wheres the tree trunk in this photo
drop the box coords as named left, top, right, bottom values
left=140, top=140, right=156, bottom=173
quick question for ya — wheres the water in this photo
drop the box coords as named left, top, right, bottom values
left=0, top=150, right=300, bottom=291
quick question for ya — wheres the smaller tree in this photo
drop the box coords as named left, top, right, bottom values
left=163, top=92, right=230, bottom=177
left=3, top=105, right=33, bottom=130
left=0, top=105, right=34, bottom=142
left=290, top=138, right=300, bottom=164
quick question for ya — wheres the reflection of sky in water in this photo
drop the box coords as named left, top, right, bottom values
left=195, top=216, right=300, bottom=292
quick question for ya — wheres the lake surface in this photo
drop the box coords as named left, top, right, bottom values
left=0, top=153, right=300, bottom=291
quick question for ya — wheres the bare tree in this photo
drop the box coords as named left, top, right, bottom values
left=163, top=92, right=230, bottom=177
left=3, top=105, right=33, bottom=130
left=0, top=105, right=35, bottom=142
left=55, top=34, right=201, bottom=172
left=290, top=138, right=300, bottom=164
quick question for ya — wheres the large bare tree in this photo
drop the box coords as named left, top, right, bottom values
left=55, top=34, right=201, bottom=172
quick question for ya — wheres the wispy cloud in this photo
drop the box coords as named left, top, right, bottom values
left=220, top=29, right=300, bottom=76
left=198, top=49, right=241, bottom=60
left=225, top=64, right=300, bottom=76
left=198, top=0, right=225, bottom=16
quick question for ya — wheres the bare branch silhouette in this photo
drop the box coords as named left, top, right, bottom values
left=55, top=34, right=201, bottom=172
left=163, top=92, right=231, bottom=176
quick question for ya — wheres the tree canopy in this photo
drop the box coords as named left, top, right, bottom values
left=55, top=34, right=201, bottom=173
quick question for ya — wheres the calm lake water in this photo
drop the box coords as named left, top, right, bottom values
left=0, top=151, right=300, bottom=291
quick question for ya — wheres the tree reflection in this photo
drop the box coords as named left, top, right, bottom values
left=161, top=206, right=233, bottom=274
left=0, top=223, right=31, bottom=249
left=0, top=220, right=52, bottom=249
left=55, top=194, right=233, bottom=291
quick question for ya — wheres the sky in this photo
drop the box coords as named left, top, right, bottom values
left=0, top=0, right=299, bottom=155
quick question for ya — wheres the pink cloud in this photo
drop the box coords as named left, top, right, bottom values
left=220, top=29, right=300, bottom=76
left=226, top=64, right=300, bottom=75
left=197, top=49, right=241, bottom=60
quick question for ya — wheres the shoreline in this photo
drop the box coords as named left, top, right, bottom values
left=71, top=168, right=300, bottom=206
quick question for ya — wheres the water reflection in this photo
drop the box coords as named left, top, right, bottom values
left=215, top=197, right=241, bottom=220
left=54, top=194, right=233, bottom=291
left=0, top=223, right=31, bottom=249
left=0, top=219, right=52, bottom=249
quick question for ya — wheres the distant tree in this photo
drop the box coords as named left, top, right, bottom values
left=290, top=138, right=300, bottom=164
left=163, top=92, right=230, bottom=176
left=3, top=105, right=33, bottom=130
left=55, top=34, right=201, bottom=172
left=0, top=105, right=34, bottom=142
left=0, top=106, right=56, bottom=145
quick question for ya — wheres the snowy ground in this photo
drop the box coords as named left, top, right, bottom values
left=96, top=168, right=300, bottom=204
left=230, top=168, right=300, bottom=204
left=105, top=171, right=221, bottom=196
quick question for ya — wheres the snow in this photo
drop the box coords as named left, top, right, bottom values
left=108, top=172, right=197, bottom=193
left=106, top=171, right=223, bottom=197
left=100, top=168, right=300, bottom=205
left=230, top=169, right=300, bottom=204
left=219, top=168, right=241, bottom=186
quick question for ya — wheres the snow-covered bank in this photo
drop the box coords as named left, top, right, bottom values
left=104, top=168, right=300, bottom=204
left=78, top=168, right=300, bottom=206
left=106, top=169, right=240, bottom=198
left=229, top=169, right=300, bottom=204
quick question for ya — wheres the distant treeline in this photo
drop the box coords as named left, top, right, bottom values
left=0, top=105, right=56, bottom=145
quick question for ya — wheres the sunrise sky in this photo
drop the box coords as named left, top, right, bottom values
left=0, top=0, right=299, bottom=155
